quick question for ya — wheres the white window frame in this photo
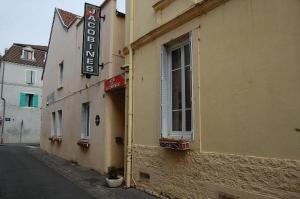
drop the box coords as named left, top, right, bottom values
left=161, top=34, right=193, bottom=140
left=81, top=102, right=90, bottom=138
left=21, top=47, right=35, bottom=61
left=25, top=69, right=37, bottom=85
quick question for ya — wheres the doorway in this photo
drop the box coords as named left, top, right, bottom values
left=107, top=88, right=125, bottom=175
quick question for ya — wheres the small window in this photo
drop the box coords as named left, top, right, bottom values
left=57, top=110, right=62, bottom=136
left=81, top=102, right=90, bottom=138
left=51, top=112, right=57, bottom=136
left=21, top=47, right=34, bottom=60
left=161, top=35, right=192, bottom=140
left=25, top=70, right=36, bottom=84
left=19, top=93, right=39, bottom=108
left=58, top=61, right=64, bottom=87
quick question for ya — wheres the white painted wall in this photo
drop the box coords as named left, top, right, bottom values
left=0, top=61, right=43, bottom=143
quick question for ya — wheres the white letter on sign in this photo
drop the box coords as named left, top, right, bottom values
left=87, top=58, right=94, bottom=65
left=86, top=66, right=94, bottom=72
left=86, top=51, right=95, bottom=57
left=87, top=29, right=95, bottom=35
left=88, top=15, right=96, bottom=22
left=88, top=22, right=95, bottom=28
left=87, top=36, right=95, bottom=43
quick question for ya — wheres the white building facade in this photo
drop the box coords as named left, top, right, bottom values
left=0, top=43, right=47, bottom=143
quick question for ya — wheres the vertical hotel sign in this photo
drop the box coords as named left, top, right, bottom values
left=82, top=3, right=100, bottom=76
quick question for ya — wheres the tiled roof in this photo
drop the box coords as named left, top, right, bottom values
left=14, top=43, right=48, bottom=52
left=2, top=43, right=48, bottom=68
left=57, top=8, right=81, bottom=28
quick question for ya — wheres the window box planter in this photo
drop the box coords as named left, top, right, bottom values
left=54, top=136, right=62, bottom=144
left=48, top=136, right=56, bottom=144
left=77, top=138, right=90, bottom=149
left=159, top=137, right=190, bottom=151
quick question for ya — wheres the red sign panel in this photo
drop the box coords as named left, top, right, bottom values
left=104, top=74, right=126, bottom=92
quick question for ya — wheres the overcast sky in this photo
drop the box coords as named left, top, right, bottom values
left=0, top=0, right=125, bottom=55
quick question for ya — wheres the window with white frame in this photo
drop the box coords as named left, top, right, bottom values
left=51, top=112, right=57, bottom=136
left=21, top=47, right=34, bottom=60
left=25, top=70, right=36, bottom=84
left=81, top=102, right=90, bottom=138
left=161, top=35, right=192, bottom=139
left=57, top=110, right=62, bottom=136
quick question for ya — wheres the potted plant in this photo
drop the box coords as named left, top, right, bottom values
left=105, top=166, right=123, bottom=188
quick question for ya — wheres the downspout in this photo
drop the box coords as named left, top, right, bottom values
left=0, top=61, right=6, bottom=144
left=126, top=0, right=134, bottom=188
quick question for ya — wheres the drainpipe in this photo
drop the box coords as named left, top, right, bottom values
left=0, top=61, right=6, bottom=144
left=125, top=0, right=135, bottom=188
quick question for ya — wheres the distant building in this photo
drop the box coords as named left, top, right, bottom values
left=40, top=0, right=126, bottom=174
left=0, top=43, right=47, bottom=143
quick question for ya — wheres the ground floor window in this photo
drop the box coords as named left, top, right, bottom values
left=51, top=112, right=56, bottom=136
left=161, top=34, right=192, bottom=139
left=81, top=102, right=90, bottom=138
left=57, top=110, right=62, bottom=136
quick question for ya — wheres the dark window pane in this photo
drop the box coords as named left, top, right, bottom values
left=186, top=110, right=191, bottom=131
left=172, top=49, right=181, bottom=70
left=172, top=111, right=182, bottom=131
left=185, top=67, right=191, bottom=108
left=184, top=44, right=190, bottom=66
left=172, top=69, right=182, bottom=109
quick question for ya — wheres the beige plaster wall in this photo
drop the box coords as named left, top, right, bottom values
left=133, top=145, right=300, bottom=199
left=129, top=0, right=198, bottom=40
left=131, top=0, right=300, bottom=159
left=129, top=0, right=300, bottom=198
left=41, top=0, right=125, bottom=173
left=198, top=0, right=300, bottom=160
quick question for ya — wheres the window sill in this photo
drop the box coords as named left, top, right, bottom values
left=48, top=136, right=56, bottom=143
left=77, top=138, right=90, bottom=149
left=54, top=136, right=62, bottom=144
left=21, top=58, right=35, bottom=62
left=20, top=106, right=38, bottom=109
left=49, top=136, right=62, bottom=144
left=159, top=137, right=190, bottom=151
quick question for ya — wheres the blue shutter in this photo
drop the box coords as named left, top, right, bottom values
left=19, top=93, right=26, bottom=107
left=33, top=95, right=39, bottom=108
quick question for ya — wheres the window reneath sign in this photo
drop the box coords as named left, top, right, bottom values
left=82, top=3, right=100, bottom=76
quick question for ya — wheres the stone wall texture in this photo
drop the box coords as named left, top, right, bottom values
left=132, top=145, right=300, bottom=199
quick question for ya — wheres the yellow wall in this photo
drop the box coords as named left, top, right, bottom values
left=131, top=0, right=300, bottom=160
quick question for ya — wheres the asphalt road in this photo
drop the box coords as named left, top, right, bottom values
left=0, top=144, right=94, bottom=199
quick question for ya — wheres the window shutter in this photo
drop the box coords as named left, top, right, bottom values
left=33, top=95, right=39, bottom=108
left=25, top=70, right=31, bottom=84
left=19, top=93, right=26, bottom=107
left=161, top=46, right=168, bottom=137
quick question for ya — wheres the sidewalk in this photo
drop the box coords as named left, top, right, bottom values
left=26, top=145, right=158, bottom=199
